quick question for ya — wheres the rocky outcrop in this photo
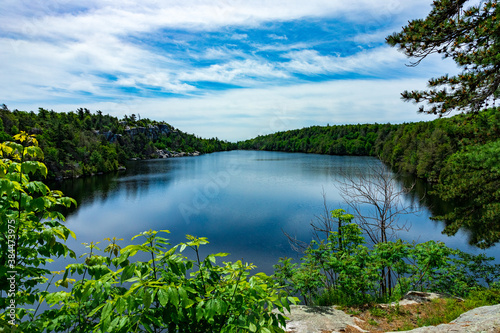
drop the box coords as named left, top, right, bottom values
left=96, top=124, right=172, bottom=143
left=379, top=291, right=464, bottom=308
left=274, top=305, right=367, bottom=333
left=277, top=302, right=500, bottom=333
left=124, top=124, right=171, bottom=140
left=154, top=150, right=200, bottom=158
left=388, top=304, right=500, bottom=333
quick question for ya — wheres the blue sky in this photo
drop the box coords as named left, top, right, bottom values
left=1, top=0, right=458, bottom=141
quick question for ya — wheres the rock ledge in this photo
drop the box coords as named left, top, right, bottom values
left=278, top=303, right=500, bottom=333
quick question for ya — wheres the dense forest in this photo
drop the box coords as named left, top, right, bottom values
left=0, top=104, right=235, bottom=179
left=238, top=108, right=500, bottom=248
left=238, top=108, right=499, bottom=180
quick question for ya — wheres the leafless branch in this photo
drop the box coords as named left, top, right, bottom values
left=336, top=163, right=420, bottom=244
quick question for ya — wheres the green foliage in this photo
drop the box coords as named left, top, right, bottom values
left=23, top=232, right=295, bottom=332
left=467, top=288, right=500, bottom=305
left=387, top=0, right=500, bottom=116
left=238, top=108, right=499, bottom=182
left=275, top=211, right=378, bottom=306
left=274, top=210, right=500, bottom=307
left=432, top=140, right=500, bottom=248
left=0, top=133, right=77, bottom=326
left=0, top=106, right=236, bottom=179
left=238, top=123, right=389, bottom=156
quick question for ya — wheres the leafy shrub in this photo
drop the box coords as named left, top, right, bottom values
left=274, top=210, right=500, bottom=306
left=0, top=134, right=296, bottom=332
left=32, top=232, right=295, bottom=332
left=0, top=133, right=77, bottom=327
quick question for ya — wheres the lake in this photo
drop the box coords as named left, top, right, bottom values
left=50, top=150, right=500, bottom=274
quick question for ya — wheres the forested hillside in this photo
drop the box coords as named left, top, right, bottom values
left=238, top=108, right=499, bottom=181
left=0, top=105, right=235, bottom=179
left=239, top=108, right=500, bottom=248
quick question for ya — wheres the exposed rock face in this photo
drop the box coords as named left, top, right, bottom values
left=275, top=305, right=367, bottom=333
left=388, top=304, right=500, bottom=333
left=154, top=150, right=201, bottom=158
left=124, top=124, right=171, bottom=140
left=380, top=291, right=464, bottom=308
left=278, top=303, right=500, bottom=333
left=96, top=124, right=172, bottom=143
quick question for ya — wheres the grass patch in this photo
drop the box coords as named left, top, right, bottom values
left=346, top=289, right=500, bottom=332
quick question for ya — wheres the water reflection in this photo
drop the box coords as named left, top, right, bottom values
left=48, top=150, right=498, bottom=275
left=394, top=172, right=479, bottom=246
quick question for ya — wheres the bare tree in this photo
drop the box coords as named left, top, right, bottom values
left=336, top=163, right=418, bottom=245
left=336, top=163, right=420, bottom=297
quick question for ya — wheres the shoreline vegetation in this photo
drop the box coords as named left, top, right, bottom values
left=0, top=133, right=499, bottom=331
left=1, top=104, right=498, bottom=182
left=2, top=104, right=498, bottom=247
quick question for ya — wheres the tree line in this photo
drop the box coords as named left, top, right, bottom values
left=0, top=105, right=236, bottom=179
left=238, top=108, right=500, bottom=248
left=1, top=103, right=498, bottom=247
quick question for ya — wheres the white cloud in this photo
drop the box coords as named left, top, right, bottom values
left=178, top=59, right=290, bottom=83
left=350, top=27, right=400, bottom=44
left=281, top=47, right=407, bottom=75
left=254, top=42, right=312, bottom=52
left=116, top=73, right=196, bottom=93
left=0, top=30, right=189, bottom=100
left=231, top=33, right=248, bottom=40
left=2, top=1, right=431, bottom=40
left=268, top=34, right=288, bottom=40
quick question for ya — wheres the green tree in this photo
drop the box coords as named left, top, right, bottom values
left=387, top=0, right=499, bottom=115
left=276, top=209, right=500, bottom=306
left=0, top=132, right=76, bottom=327
left=432, top=140, right=500, bottom=248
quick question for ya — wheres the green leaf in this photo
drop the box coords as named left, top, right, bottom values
left=108, top=316, right=121, bottom=332
left=101, top=302, right=113, bottom=320
left=121, top=264, right=135, bottom=283
left=143, top=323, right=154, bottom=333
left=88, top=303, right=105, bottom=317
left=158, top=288, right=169, bottom=306
left=180, top=243, right=187, bottom=252
left=115, top=297, right=127, bottom=314
left=196, top=301, right=205, bottom=322
left=143, top=290, right=152, bottom=309
left=168, top=286, right=179, bottom=307
left=178, top=286, right=189, bottom=307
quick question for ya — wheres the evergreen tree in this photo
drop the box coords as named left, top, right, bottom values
left=387, top=0, right=499, bottom=115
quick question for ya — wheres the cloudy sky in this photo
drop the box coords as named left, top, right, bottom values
left=1, top=0, right=458, bottom=141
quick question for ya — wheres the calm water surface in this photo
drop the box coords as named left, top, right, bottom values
left=51, top=150, right=499, bottom=274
